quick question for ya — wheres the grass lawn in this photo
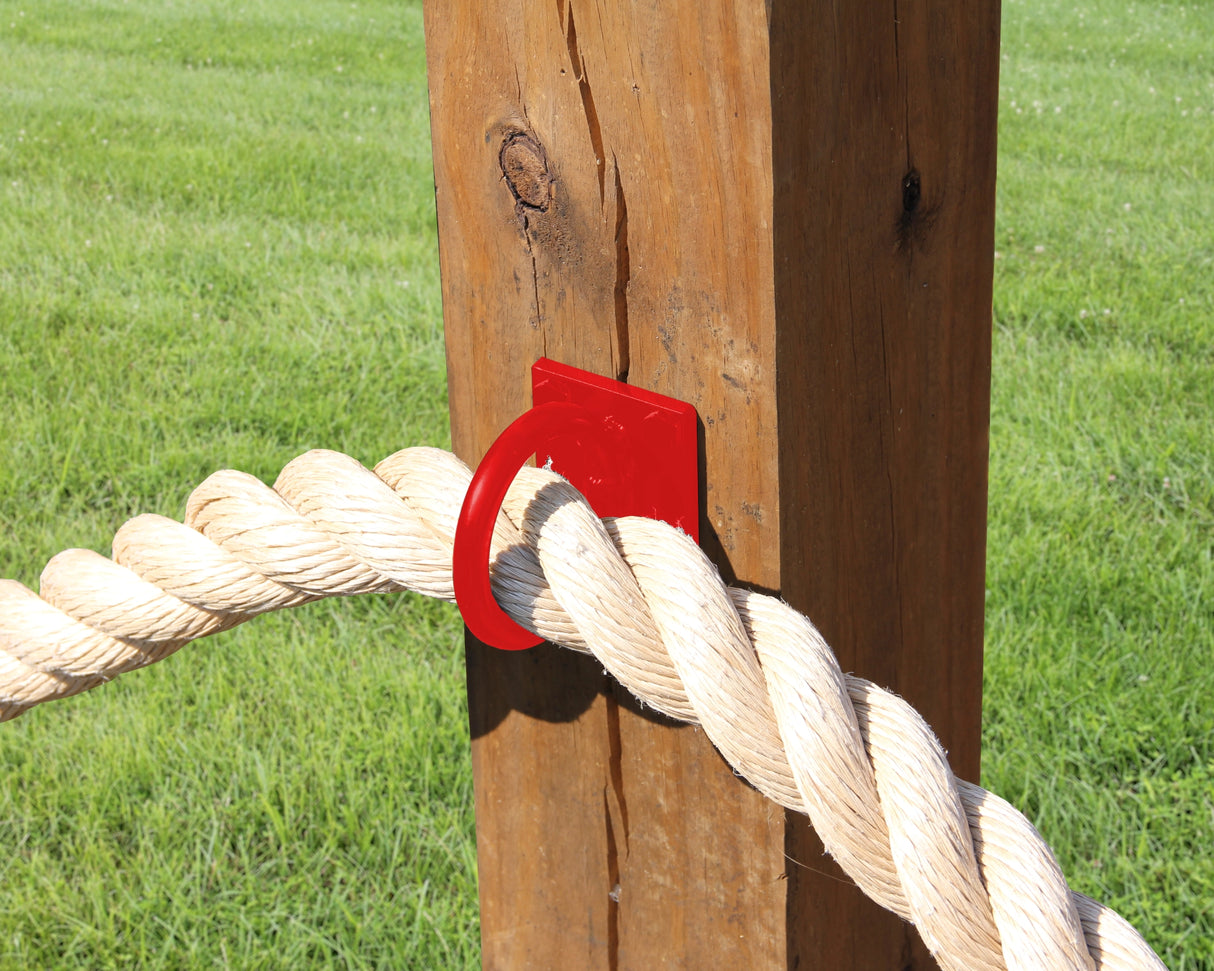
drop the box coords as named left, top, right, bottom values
left=0, top=0, right=1210, bottom=967
left=984, top=1, right=1213, bottom=963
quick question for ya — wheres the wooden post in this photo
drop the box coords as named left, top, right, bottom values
left=423, top=1, right=1000, bottom=967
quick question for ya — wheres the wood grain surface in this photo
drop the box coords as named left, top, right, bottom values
left=424, top=0, right=1000, bottom=966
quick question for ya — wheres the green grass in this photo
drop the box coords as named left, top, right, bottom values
left=0, top=1, right=476, bottom=967
left=0, top=0, right=1210, bottom=967
left=984, top=0, right=1214, bottom=964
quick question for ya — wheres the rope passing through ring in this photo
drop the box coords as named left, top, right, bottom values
left=0, top=445, right=1169, bottom=971
left=454, top=399, right=595, bottom=650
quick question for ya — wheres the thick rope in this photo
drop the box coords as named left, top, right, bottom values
left=0, top=446, right=1167, bottom=971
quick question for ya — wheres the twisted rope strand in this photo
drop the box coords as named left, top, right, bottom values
left=0, top=446, right=1167, bottom=971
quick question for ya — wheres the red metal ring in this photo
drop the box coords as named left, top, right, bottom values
left=454, top=400, right=595, bottom=650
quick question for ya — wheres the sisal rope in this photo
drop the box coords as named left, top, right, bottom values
left=0, top=446, right=1168, bottom=971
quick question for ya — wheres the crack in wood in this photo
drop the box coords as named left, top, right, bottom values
left=603, top=687, right=628, bottom=971
left=563, top=4, right=607, bottom=206
left=612, top=155, right=630, bottom=383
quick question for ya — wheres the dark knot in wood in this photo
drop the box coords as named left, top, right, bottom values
left=897, top=168, right=935, bottom=251
left=902, top=169, right=922, bottom=214
left=500, top=132, right=553, bottom=212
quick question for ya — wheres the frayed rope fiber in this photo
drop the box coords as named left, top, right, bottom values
left=0, top=447, right=1167, bottom=971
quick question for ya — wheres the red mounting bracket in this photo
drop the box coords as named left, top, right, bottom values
left=453, top=358, right=700, bottom=650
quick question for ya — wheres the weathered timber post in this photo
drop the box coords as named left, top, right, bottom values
left=423, top=1, right=1000, bottom=967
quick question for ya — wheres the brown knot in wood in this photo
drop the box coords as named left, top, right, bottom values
left=500, top=132, right=553, bottom=212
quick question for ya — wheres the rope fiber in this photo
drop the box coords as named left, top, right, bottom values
left=0, top=446, right=1168, bottom=970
